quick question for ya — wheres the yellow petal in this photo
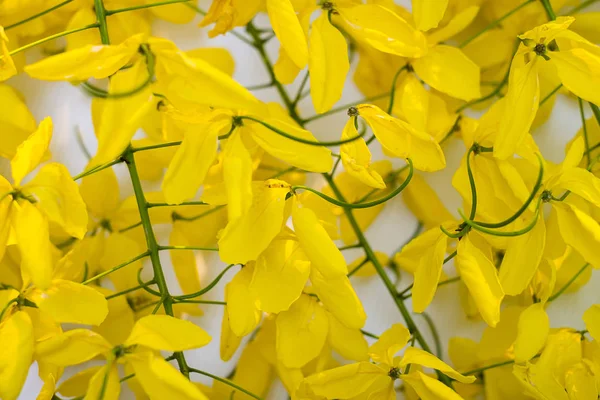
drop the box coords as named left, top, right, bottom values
left=309, top=12, right=349, bottom=113
left=0, top=311, right=33, bottom=400
left=548, top=167, right=600, bottom=208
left=222, top=130, right=254, bottom=222
left=406, top=227, right=448, bottom=313
left=267, top=0, right=308, bottom=68
left=250, top=238, right=311, bottom=313
left=456, top=235, right=504, bottom=327
left=57, top=367, right=102, bottom=398
left=125, top=315, right=211, bottom=351
left=12, top=201, right=53, bottom=290
left=152, top=40, right=264, bottom=115
left=357, top=104, right=445, bottom=171
left=0, top=27, right=17, bottom=81
left=495, top=52, right=539, bottom=160
left=514, top=303, right=549, bottom=363
left=326, top=312, right=369, bottom=361
left=292, top=205, right=348, bottom=278
left=229, top=339, right=274, bottom=400
left=10, top=117, right=52, bottom=186
left=399, top=347, right=475, bottom=383
left=218, top=180, right=292, bottom=264
left=249, top=117, right=333, bottom=172
left=565, top=362, right=599, bottom=400
left=426, top=6, right=479, bottom=45
left=368, top=323, right=411, bottom=365
left=339, top=4, right=427, bottom=58
left=395, top=73, right=430, bottom=132
left=554, top=202, right=600, bottom=269
left=89, top=58, right=154, bottom=168
left=169, top=225, right=202, bottom=295
left=499, top=215, right=545, bottom=296
left=413, top=0, right=448, bottom=31
left=80, top=166, right=120, bottom=218
left=130, top=351, right=209, bottom=400
left=35, top=329, right=112, bottom=367
left=412, top=45, right=481, bottom=101
left=583, top=304, right=600, bottom=342
left=22, top=163, right=88, bottom=239
left=162, top=119, right=223, bottom=205
left=25, top=35, right=142, bottom=81
left=402, top=371, right=465, bottom=400
left=276, top=294, right=328, bottom=368
left=304, top=361, right=389, bottom=399
left=340, top=118, right=385, bottom=189
left=401, top=174, right=454, bottom=229
left=150, top=2, right=195, bottom=24
left=220, top=306, right=242, bottom=361
left=551, top=47, right=600, bottom=106
left=83, top=364, right=120, bottom=400
left=35, top=280, right=108, bottom=325
left=185, top=48, right=235, bottom=76
left=226, top=265, right=261, bottom=337
left=0, top=84, right=37, bottom=159
left=310, top=268, right=366, bottom=330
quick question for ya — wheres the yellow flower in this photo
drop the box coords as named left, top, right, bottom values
left=304, top=322, right=475, bottom=400
left=35, top=314, right=211, bottom=400
left=0, top=26, right=16, bottom=81
left=496, top=16, right=600, bottom=159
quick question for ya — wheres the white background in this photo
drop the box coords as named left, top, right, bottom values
left=11, top=0, right=600, bottom=398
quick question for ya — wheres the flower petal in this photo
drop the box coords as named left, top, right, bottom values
left=125, top=315, right=211, bottom=351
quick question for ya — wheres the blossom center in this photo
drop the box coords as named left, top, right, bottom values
left=534, top=43, right=546, bottom=56
left=388, top=367, right=401, bottom=380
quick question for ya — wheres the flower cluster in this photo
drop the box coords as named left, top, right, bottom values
left=1, top=0, right=600, bottom=399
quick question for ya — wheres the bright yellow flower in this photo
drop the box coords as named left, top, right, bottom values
left=496, top=16, right=600, bottom=159
left=0, top=26, right=16, bottom=81
left=35, top=314, right=212, bottom=400
left=304, top=322, right=475, bottom=400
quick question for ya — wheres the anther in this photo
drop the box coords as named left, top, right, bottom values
left=347, top=106, right=359, bottom=117
left=534, top=43, right=546, bottom=56
left=388, top=367, right=401, bottom=379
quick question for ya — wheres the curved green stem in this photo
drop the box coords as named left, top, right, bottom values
left=5, top=0, right=74, bottom=30
left=82, top=251, right=149, bottom=285
left=547, top=263, right=590, bottom=302
left=387, top=65, right=409, bottom=114
left=9, top=24, right=99, bottom=56
left=189, top=369, right=263, bottom=400
left=302, top=92, right=390, bottom=124
left=579, top=98, right=591, bottom=167
left=466, top=146, right=478, bottom=220
left=293, top=159, right=413, bottom=209
left=174, top=264, right=237, bottom=300
left=458, top=199, right=541, bottom=237
left=80, top=44, right=155, bottom=99
left=459, top=0, right=535, bottom=48
left=105, top=0, right=191, bottom=15
left=473, top=152, right=544, bottom=228
left=240, top=116, right=367, bottom=147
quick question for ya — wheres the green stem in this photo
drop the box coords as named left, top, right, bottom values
left=158, top=245, right=219, bottom=252
left=122, top=147, right=189, bottom=377
left=105, top=0, right=191, bottom=15
left=547, top=263, right=590, bottom=302
left=189, top=369, right=263, bottom=400
left=459, top=0, right=535, bottom=48
left=347, top=258, right=369, bottom=277
left=302, top=92, right=390, bottom=124
left=9, top=24, right=99, bottom=56
left=94, top=0, right=111, bottom=44
left=540, top=84, right=562, bottom=105
left=466, top=147, right=478, bottom=220
left=72, top=158, right=123, bottom=180
left=105, top=280, right=156, bottom=300
left=173, top=299, right=227, bottom=305
left=398, top=251, right=458, bottom=298
left=322, top=174, right=453, bottom=387
left=293, top=159, right=413, bottom=209
left=82, top=251, right=149, bottom=285
left=387, top=65, right=408, bottom=114
left=147, top=201, right=208, bottom=208
left=418, top=312, right=443, bottom=358
left=5, top=0, right=74, bottom=30
left=132, top=141, right=182, bottom=153
left=174, top=264, right=237, bottom=300
left=360, top=329, right=380, bottom=339
left=240, top=116, right=367, bottom=147
left=458, top=199, right=541, bottom=237
left=472, top=152, right=544, bottom=228
left=540, top=0, right=557, bottom=20
left=462, top=359, right=514, bottom=376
